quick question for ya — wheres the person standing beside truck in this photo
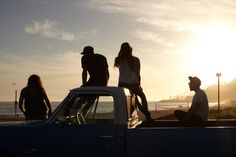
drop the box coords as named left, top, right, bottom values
left=114, top=42, right=153, bottom=121
left=174, top=76, right=209, bottom=127
left=18, top=74, right=52, bottom=120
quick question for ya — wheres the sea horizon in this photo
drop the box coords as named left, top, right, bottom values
left=0, top=101, right=218, bottom=116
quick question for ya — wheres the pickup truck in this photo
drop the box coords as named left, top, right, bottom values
left=1, top=86, right=236, bottom=157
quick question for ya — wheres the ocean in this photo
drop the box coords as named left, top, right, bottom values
left=0, top=101, right=190, bottom=116
left=0, top=101, right=61, bottom=116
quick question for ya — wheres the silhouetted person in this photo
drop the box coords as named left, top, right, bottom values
left=19, top=74, right=52, bottom=120
left=114, top=42, right=152, bottom=121
left=78, top=46, right=109, bottom=115
left=175, top=76, right=209, bottom=127
left=81, top=46, right=109, bottom=86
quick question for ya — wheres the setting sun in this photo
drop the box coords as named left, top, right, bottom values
left=188, top=25, right=236, bottom=86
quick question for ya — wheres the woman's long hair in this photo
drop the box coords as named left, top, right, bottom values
left=114, top=42, right=136, bottom=71
left=27, top=74, right=44, bottom=93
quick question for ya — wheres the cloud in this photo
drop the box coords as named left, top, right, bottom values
left=132, top=30, right=175, bottom=47
left=0, top=51, right=83, bottom=100
left=77, top=29, right=99, bottom=39
left=25, top=19, right=75, bottom=41
left=0, top=51, right=80, bottom=76
left=87, top=0, right=236, bottom=31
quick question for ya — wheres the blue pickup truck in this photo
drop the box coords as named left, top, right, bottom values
left=1, top=86, right=236, bottom=157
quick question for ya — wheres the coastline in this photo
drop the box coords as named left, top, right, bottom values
left=0, top=114, right=25, bottom=122
left=0, top=110, right=175, bottom=122
left=1, top=106, right=236, bottom=122
left=135, top=106, right=236, bottom=120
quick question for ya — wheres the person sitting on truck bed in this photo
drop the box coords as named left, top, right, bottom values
left=174, top=76, right=209, bottom=127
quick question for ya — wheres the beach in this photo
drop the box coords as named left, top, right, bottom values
left=0, top=101, right=176, bottom=122
left=1, top=100, right=236, bottom=122
left=0, top=115, right=24, bottom=122
left=0, top=109, right=175, bottom=122
left=2, top=107, right=236, bottom=122
left=136, top=105, right=236, bottom=121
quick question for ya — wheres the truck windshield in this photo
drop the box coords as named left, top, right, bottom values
left=54, top=93, right=115, bottom=125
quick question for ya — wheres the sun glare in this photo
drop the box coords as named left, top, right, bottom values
left=188, top=25, right=236, bottom=86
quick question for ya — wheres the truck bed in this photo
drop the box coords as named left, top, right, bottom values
left=138, top=119, right=236, bottom=127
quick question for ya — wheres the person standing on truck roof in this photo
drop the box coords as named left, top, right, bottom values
left=174, top=76, right=209, bottom=127
left=114, top=42, right=153, bottom=121
left=18, top=74, right=52, bottom=120
left=81, top=46, right=109, bottom=86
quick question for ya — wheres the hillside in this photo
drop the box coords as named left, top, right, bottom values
left=162, top=79, right=236, bottom=105
left=205, top=79, right=236, bottom=102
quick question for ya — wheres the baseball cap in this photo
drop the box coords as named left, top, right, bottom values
left=189, top=76, right=201, bottom=86
left=81, top=46, right=94, bottom=55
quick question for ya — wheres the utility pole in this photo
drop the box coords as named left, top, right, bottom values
left=216, top=73, right=221, bottom=120
left=12, top=83, right=17, bottom=117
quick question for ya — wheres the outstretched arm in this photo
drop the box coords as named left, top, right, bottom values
left=82, top=69, right=87, bottom=85
left=106, top=68, right=110, bottom=82
left=18, top=89, right=25, bottom=115
left=136, top=58, right=141, bottom=84
left=43, top=91, right=52, bottom=116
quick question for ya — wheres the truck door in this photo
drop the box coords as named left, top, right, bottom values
left=45, top=94, right=125, bottom=157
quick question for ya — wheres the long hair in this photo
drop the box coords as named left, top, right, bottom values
left=114, top=42, right=136, bottom=70
left=27, top=74, right=44, bottom=93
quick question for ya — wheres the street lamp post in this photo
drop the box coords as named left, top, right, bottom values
left=216, top=73, right=221, bottom=120
left=12, top=83, right=17, bottom=117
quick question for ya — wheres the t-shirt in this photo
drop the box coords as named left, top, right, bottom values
left=117, top=58, right=140, bottom=84
left=191, top=89, right=209, bottom=121
left=82, top=53, right=109, bottom=85
left=21, top=87, right=47, bottom=115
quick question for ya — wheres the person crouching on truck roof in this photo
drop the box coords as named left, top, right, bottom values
left=174, top=76, right=209, bottom=127
left=75, top=46, right=110, bottom=115
left=81, top=46, right=109, bottom=86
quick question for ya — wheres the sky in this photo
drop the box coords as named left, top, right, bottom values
left=1, top=0, right=236, bottom=101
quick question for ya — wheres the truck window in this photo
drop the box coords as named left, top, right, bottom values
left=84, top=95, right=114, bottom=124
left=55, top=94, right=114, bottom=125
